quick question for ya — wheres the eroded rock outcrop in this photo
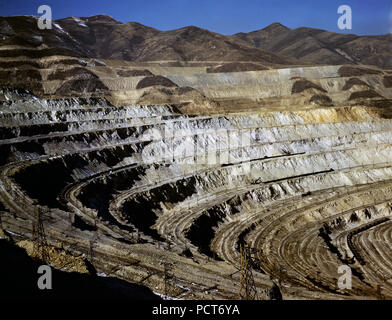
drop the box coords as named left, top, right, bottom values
left=1, top=87, right=392, bottom=299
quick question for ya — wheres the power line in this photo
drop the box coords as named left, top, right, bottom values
left=238, top=243, right=258, bottom=300
left=32, top=206, right=50, bottom=264
left=88, top=232, right=98, bottom=263
left=160, top=261, right=174, bottom=297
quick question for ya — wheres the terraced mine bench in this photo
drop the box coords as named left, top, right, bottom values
left=1, top=86, right=392, bottom=299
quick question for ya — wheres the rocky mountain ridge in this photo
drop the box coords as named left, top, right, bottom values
left=1, top=15, right=391, bottom=68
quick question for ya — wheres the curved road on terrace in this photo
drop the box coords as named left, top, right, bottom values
left=1, top=93, right=392, bottom=299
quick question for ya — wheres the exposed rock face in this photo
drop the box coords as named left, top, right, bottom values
left=1, top=14, right=392, bottom=300
left=0, top=15, right=390, bottom=112
left=116, top=69, right=153, bottom=77
left=55, top=76, right=109, bottom=96
left=291, top=79, right=327, bottom=94
left=162, top=65, right=391, bottom=112
left=1, top=86, right=392, bottom=299
left=136, top=76, right=178, bottom=89
left=338, top=66, right=384, bottom=77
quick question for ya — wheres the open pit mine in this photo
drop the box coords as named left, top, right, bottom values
left=1, top=15, right=392, bottom=300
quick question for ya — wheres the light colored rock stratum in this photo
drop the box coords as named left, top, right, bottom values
left=1, top=84, right=392, bottom=299
left=1, top=15, right=392, bottom=299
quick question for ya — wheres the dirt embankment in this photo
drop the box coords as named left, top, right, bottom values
left=117, top=69, right=153, bottom=77
left=342, top=77, right=370, bottom=90
left=291, top=79, right=327, bottom=94
left=136, top=75, right=178, bottom=89
left=338, top=65, right=383, bottom=77
left=207, top=62, right=269, bottom=73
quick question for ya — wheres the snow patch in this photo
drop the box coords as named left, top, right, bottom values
left=72, top=17, right=88, bottom=28
left=53, top=23, right=64, bottom=31
left=53, top=22, right=82, bottom=47
left=22, top=15, right=38, bottom=19
left=4, top=230, right=22, bottom=237
left=153, top=291, right=181, bottom=300
left=32, top=35, right=43, bottom=42
left=335, top=48, right=354, bottom=62
left=78, top=59, right=88, bottom=66
left=175, top=283, right=190, bottom=291
left=97, top=272, right=108, bottom=277
left=94, top=59, right=106, bottom=66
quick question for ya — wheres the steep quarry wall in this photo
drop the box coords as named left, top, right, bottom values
left=1, top=55, right=390, bottom=113
left=165, top=65, right=341, bottom=87
left=1, top=88, right=392, bottom=299
left=162, top=65, right=392, bottom=111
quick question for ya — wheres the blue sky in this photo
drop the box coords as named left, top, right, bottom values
left=0, top=0, right=391, bottom=35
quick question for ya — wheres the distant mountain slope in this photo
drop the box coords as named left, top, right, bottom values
left=0, top=15, right=390, bottom=68
left=232, top=23, right=392, bottom=69
left=57, top=16, right=299, bottom=65
left=0, top=15, right=297, bottom=66
left=0, top=15, right=89, bottom=58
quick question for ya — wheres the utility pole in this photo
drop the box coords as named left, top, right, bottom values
left=0, top=213, right=5, bottom=240
left=68, top=212, right=74, bottom=231
left=88, top=233, right=98, bottom=263
left=162, top=261, right=173, bottom=297
left=32, top=206, right=50, bottom=264
left=238, top=243, right=257, bottom=300
left=377, top=285, right=384, bottom=300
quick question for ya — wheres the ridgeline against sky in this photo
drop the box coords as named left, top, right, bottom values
left=0, top=0, right=391, bottom=36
